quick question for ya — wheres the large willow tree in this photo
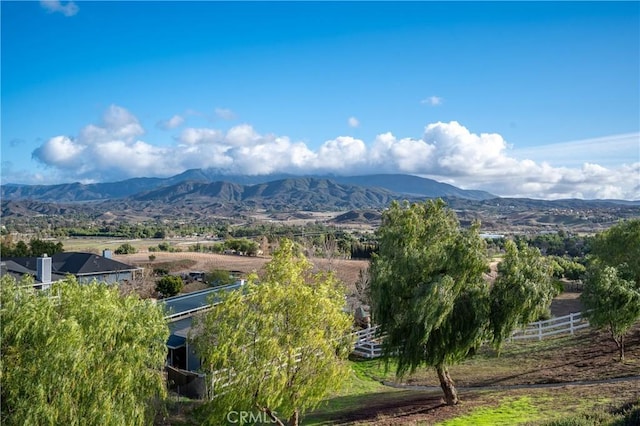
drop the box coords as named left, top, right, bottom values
left=370, top=199, right=556, bottom=405
left=370, top=200, right=489, bottom=405
left=1, top=276, right=169, bottom=425
left=490, top=240, right=557, bottom=348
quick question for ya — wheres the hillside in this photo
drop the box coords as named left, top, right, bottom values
left=0, top=170, right=495, bottom=202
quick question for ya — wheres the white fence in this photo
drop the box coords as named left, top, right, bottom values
left=351, top=312, right=590, bottom=359
left=352, top=326, right=383, bottom=359
left=510, top=311, right=589, bottom=341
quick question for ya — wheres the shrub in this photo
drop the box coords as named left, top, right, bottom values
left=114, top=243, right=137, bottom=255
left=155, top=275, right=183, bottom=298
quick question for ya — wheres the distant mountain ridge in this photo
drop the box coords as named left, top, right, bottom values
left=0, top=170, right=496, bottom=202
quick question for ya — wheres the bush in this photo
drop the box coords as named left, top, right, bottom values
left=114, top=243, right=137, bottom=255
left=155, top=275, right=183, bottom=298
left=206, top=269, right=236, bottom=287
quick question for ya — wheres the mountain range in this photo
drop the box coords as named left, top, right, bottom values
left=2, top=170, right=638, bottom=232
left=0, top=170, right=496, bottom=203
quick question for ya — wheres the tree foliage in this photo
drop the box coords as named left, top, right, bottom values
left=155, top=275, right=184, bottom=298
left=369, top=200, right=489, bottom=405
left=490, top=240, right=557, bottom=348
left=582, top=219, right=640, bottom=360
left=590, top=219, right=640, bottom=286
left=192, top=239, right=353, bottom=426
left=115, top=242, right=137, bottom=255
left=1, top=237, right=64, bottom=257
left=370, top=200, right=559, bottom=405
left=205, top=269, right=236, bottom=287
left=0, top=275, right=169, bottom=425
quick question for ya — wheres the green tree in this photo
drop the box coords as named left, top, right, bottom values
left=582, top=265, right=640, bottom=361
left=28, top=238, right=64, bottom=257
left=490, top=240, right=557, bottom=348
left=205, top=269, right=236, bottom=287
left=13, top=240, right=29, bottom=257
left=590, top=219, right=640, bottom=285
left=114, top=242, right=137, bottom=255
left=0, top=275, right=169, bottom=425
left=369, top=200, right=489, bottom=405
left=155, top=275, right=183, bottom=298
left=192, top=239, right=353, bottom=426
left=582, top=219, right=640, bottom=361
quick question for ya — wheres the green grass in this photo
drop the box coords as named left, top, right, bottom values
left=434, top=396, right=541, bottom=426
left=301, top=361, right=402, bottom=425
left=341, top=360, right=389, bottom=395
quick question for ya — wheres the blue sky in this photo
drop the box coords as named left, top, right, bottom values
left=2, top=1, right=639, bottom=199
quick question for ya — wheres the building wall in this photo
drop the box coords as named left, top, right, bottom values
left=77, top=271, right=134, bottom=284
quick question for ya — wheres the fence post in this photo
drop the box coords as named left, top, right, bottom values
left=538, top=321, right=542, bottom=340
left=570, top=312, right=575, bottom=335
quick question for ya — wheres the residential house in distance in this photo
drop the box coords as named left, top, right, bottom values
left=0, top=250, right=142, bottom=288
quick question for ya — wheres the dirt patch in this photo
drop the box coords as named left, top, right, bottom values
left=550, top=290, right=584, bottom=317
left=312, top=391, right=467, bottom=425
left=400, top=324, right=640, bottom=388
left=314, top=383, right=640, bottom=425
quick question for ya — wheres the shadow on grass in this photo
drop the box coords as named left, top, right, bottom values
left=303, top=389, right=444, bottom=425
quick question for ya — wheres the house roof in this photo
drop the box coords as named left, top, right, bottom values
left=1, top=252, right=139, bottom=277
left=162, top=282, right=244, bottom=320
left=0, top=260, right=66, bottom=283
left=50, top=252, right=139, bottom=276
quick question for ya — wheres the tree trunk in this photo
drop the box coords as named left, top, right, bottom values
left=289, top=409, right=300, bottom=426
left=612, top=330, right=625, bottom=362
left=436, top=364, right=459, bottom=406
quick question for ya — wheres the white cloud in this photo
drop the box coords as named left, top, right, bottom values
left=32, top=136, right=85, bottom=167
left=40, top=0, right=78, bottom=17
left=215, top=108, right=237, bottom=121
left=421, top=96, right=443, bottom=106
left=29, top=106, right=640, bottom=200
left=157, top=115, right=185, bottom=130
left=348, top=117, right=360, bottom=128
left=179, top=128, right=224, bottom=145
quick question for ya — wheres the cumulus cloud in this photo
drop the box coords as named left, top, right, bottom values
left=40, top=0, right=78, bottom=16
left=29, top=105, right=639, bottom=199
left=214, top=108, right=237, bottom=121
left=348, top=117, right=360, bottom=128
left=33, top=105, right=171, bottom=180
left=156, top=114, right=185, bottom=130
left=421, top=96, right=443, bottom=106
